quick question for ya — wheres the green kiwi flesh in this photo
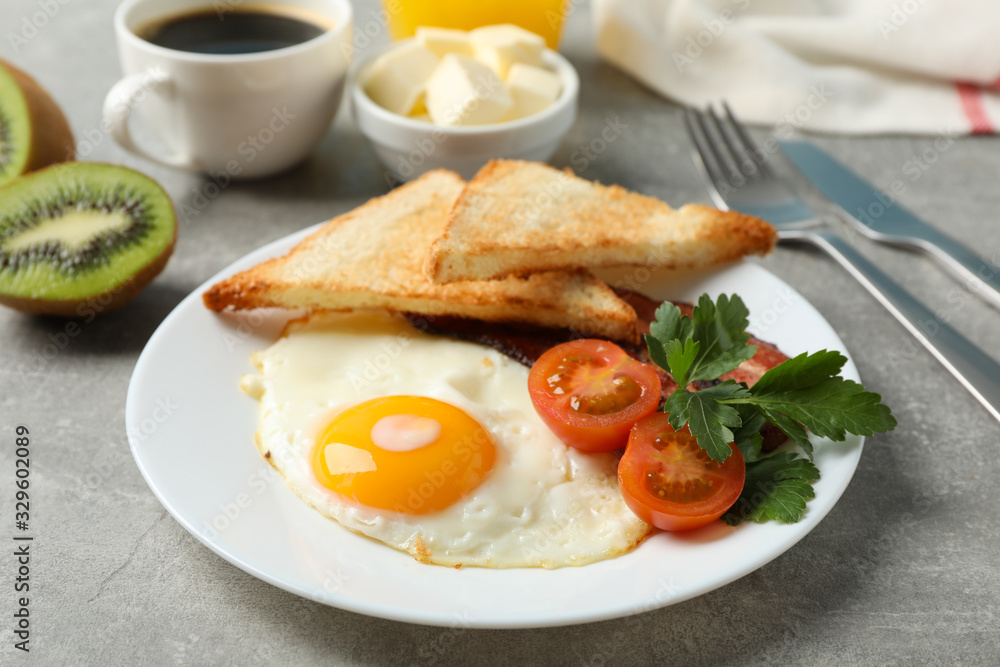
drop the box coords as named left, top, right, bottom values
left=0, top=162, right=177, bottom=316
left=0, top=64, right=32, bottom=184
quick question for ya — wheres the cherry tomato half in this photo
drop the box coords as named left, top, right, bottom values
left=618, top=414, right=745, bottom=531
left=527, top=339, right=661, bottom=452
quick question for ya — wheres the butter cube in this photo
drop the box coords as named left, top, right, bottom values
left=416, top=26, right=475, bottom=58
left=504, top=63, right=561, bottom=120
left=364, top=41, right=440, bottom=115
left=408, top=99, right=432, bottom=123
left=425, top=54, right=513, bottom=126
left=470, top=24, right=545, bottom=78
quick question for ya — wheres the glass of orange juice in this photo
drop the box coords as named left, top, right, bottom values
left=383, top=0, right=569, bottom=49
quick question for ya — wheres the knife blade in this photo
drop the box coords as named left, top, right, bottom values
left=779, top=139, right=1000, bottom=310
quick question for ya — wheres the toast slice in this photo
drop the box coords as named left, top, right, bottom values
left=426, top=160, right=777, bottom=283
left=203, top=170, right=638, bottom=342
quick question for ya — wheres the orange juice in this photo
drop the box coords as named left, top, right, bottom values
left=384, top=0, right=568, bottom=49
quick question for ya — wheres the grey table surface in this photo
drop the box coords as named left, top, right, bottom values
left=2, top=0, right=999, bottom=664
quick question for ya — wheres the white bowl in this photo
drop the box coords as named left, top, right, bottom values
left=351, top=40, right=579, bottom=181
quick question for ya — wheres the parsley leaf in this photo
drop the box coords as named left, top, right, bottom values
left=665, top=381, right=749, bottom=462
left=724, top=453, right=820, bottom=525
left=745, top=350, right=898, bottom=453
left=645, top=335, right=697, bottom=389
left=648, top=301, right=690, bottom=345
left=647, top=295, right=756, bottom=389
left=687, top=293, right=757, bottom=383
left=731, top=405, right=766, bottom=463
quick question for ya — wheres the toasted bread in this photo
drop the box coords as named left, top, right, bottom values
left=426, top=160, right=777, bottom=283
left=203, top=170, right=638, bottom=342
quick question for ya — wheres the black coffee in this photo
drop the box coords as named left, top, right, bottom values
left=140, top=7, right=328, bottom=55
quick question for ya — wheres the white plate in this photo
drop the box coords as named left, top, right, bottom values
left=126, top=225, right=864, bottom=629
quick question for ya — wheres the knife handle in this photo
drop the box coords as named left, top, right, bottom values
left=786, top=229, right=1000, bottom=423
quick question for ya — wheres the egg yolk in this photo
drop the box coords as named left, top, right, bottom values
left=313, top=396, right=496, bottom=514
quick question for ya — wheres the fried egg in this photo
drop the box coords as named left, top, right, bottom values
left=241, top=310, right=652, bottom=568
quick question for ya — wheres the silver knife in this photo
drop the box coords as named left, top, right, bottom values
left=779, top=140, right=1000, bottom=310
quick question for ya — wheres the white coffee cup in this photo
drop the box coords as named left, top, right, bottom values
left=105, top=0, right=353, bottom=179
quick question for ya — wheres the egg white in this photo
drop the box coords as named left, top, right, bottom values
left=242, top=310, right=652, bottom=569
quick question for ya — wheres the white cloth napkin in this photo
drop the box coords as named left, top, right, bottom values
left=593, top=0, right=1000, bottom=135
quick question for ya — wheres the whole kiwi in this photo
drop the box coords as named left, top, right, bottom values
left=0, top=162, right=177, bottom=317
left=0, top=58, right=75, bottom=186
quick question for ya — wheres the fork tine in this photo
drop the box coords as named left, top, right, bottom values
left=686, top=103, right=812, bottom=223
left=683, top=108, right=731, bottom=210
left=702, top=107, right=738, bottom=171
left=705, top=105, right=762, bottom=187
left=684, top=109, right=728, bottom=183
left=720, top=102, right=778, bottom=180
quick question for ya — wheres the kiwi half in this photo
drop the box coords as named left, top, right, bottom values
left=0, top=59, right=75, bottom=186
left=0, top=162, right=177, bottom=317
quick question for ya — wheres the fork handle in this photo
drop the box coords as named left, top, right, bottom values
left=851, top=223, right=1000, bottom=311
left=910, top=231, right=1000, bottom=311
left=785, top=229, right=1000, bottom=422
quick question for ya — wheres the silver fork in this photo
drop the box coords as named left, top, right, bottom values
left=684, top=104, right=1000, bottom=423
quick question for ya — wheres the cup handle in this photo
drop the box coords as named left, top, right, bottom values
left=103, top=69, right=198, bottom=170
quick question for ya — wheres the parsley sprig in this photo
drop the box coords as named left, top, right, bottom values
left=644, top=293, right=896, bottom=524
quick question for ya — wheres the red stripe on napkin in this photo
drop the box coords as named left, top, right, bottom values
left=956, top=82, right=993, bottom=134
